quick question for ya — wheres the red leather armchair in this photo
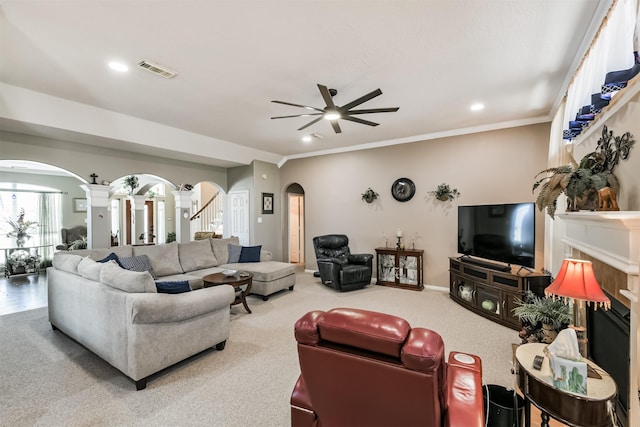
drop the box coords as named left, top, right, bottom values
left=290, top=308, right=484, bottom=427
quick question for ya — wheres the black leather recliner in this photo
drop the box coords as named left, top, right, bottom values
left=312, top=234, right=373, bottom=292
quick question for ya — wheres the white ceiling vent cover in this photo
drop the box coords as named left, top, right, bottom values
left=137, top=60, right=178, bottom=79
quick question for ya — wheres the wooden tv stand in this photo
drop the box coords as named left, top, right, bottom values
left=449, top=257, right=550, bottom=330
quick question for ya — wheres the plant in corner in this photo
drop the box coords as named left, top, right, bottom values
left=513, top=291, right=572, bottom=344
left=429, top=183, right=460, bottom=202
left=361, top=187, right=379, bottom=203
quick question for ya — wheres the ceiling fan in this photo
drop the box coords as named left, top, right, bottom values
left=271, top=84, right=399, bottom=134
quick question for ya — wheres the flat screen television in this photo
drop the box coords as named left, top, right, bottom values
left=458, top=202, right=535, bottom=269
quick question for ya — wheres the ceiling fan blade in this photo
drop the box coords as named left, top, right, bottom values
left=342, top=116, right=379, bottom=127
left=340, top=88, right=383, bottom=111
left=271, top=113, right=323, bottom=119
left=317, top=84, right=336, bottom=110
left=271, top=100, right=324, bottom=112
left=347, top=107, right=399, bottom=114
left=297, top=116, right=324, bottom=131
left=330, top=120, right=342, bottom=134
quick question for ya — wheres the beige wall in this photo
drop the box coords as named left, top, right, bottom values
left=279, top=122, right=552, bottom=287
left=0, top=131, right=228, bottom=190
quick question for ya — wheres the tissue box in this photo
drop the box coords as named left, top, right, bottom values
left=549, top=355, right=587, bottom=395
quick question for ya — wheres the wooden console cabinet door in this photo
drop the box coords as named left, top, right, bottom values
left=375, top=248, right=424, bottom=291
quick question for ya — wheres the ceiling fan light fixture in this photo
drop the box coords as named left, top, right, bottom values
left=323, top=111, right=341, bottom=121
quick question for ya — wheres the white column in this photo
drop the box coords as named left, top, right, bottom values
left=129, top=195, right=147, bottom=245
left=171, top=190, right=193, bottom=243
left=80, top=184, right=111, bottom=249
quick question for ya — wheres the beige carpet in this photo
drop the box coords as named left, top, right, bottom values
left=0, top=272, right=520, bottom=426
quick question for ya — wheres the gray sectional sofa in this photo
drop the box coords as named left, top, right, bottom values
left=47, top=237, right=296, bottom=389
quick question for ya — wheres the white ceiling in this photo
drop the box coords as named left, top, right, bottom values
left=0, top=1, right=607, bottom=168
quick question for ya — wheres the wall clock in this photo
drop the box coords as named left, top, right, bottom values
left=391, top=178, right=415, bottom=202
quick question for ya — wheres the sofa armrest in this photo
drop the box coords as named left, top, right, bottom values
left=260, top=250, right=273, bottom=262
left=128, top=285, right=235, bottom=324
left=445, top=352, right=484, bottom=427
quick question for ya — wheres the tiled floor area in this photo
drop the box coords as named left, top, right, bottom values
left=0, top=271, right=48, bottom=315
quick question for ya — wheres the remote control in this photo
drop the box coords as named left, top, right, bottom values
left=533, top=355, right=544, bottom=370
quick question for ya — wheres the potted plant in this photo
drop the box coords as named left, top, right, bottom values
left=533, top=125, right=634, bottom=218
left=361, top=187, right=379, bottom=203
left=513, top=291, right=572, bottom=344
left=532, top=152, right=619, bottom=219
left=124, top=175, right=139, bottom=195
left=430, top=183, right=460, bottom=201
left=5, top=208, right=38, bottom=247
left=7, top=249, right=40, bottom=274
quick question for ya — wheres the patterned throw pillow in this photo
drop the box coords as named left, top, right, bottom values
left=119, top=254, right=158, bottom=279
left=155, top=280, right=191, bottom=294
left=239, top=245, right=261, bottom=263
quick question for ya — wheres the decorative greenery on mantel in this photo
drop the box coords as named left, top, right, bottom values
left=533, top=125, right=634, bottom=219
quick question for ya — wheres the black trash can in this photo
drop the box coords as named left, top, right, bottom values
left=482, top=384, right=525, bottom=427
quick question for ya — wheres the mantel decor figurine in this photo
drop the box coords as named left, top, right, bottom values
left=533, top=125, right=634, bottom=218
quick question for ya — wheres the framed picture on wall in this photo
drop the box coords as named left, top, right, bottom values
left=262, top=193, right=274, bottom=214
left=73, top=198, right=87, bottom=212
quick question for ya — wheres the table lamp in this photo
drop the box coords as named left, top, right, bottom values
left=544, top=258, right=610, bottom=357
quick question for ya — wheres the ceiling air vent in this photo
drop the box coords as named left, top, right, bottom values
left=137, top=60, right=178, bottom=79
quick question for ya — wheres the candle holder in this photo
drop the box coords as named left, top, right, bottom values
left=396, top=236, right=402, bottom=250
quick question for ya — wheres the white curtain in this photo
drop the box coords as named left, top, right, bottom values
left=563, top=0, right=639, bottom=132
left=37, top=192, right=62, bottom=267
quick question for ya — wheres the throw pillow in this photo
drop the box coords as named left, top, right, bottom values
left=227, top=244, right=242, bottom=263
left=99, top=261, right=157, bottom=293
left=52, top=253, right=83, bottom=274
left=97, top=252, right=123, bottom=267
left=77, top=257, right=104, bottom=282
left=155, top=280, right=191, bottom=294
left=119, top=254, right=158, bottom=279
left=239, top=245, right=261, bottom=263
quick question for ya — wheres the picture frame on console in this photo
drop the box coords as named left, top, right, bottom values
left=262, top=192, right=274, bottom=214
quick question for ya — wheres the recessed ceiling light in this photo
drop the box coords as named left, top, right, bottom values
left=470, top=103, right=485, bottom=111
left=302, top=135, right=312, bottom=143
left=108, top=61, right=129, bottom=72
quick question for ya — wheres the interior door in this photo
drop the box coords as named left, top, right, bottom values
left=125, top=199, right=132, bottom=245
left=289, top=194, right=304, bottom=263
left=228, top=190, right=249, bottom=245
left=145, top=200, right=154, bottom=243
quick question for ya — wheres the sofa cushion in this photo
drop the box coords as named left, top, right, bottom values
left=71, top=245, right=133, bottom=260
left=119, top=254, right=158, bottom=279
left=155, top=280, right=191, bottom=294
left=52, top=253, right=83, bottom=274
left=78, top=256, right=104, bottom=282
left=133, top=242, right=182, bottom=276
left=178, top=240, right=218, bottom=272
left=221, top=261, right=296, bottom=282
left=100, top=261, right=157, bottom=293
left=211, top=237, right=240, bottom=265
left=227, top=244, right=242, bottom=263
left=239, top=245, right=262, bottom=263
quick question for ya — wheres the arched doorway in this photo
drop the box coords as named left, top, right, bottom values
left=286, top=183, right=305, bottom=264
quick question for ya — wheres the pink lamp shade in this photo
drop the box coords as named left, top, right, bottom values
left=545, top=258, right=611, bottom=310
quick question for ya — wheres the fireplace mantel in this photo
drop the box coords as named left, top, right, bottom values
left=558, top=211, right=640, bottom=299
left=558, top=211, right=640, bottom=426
